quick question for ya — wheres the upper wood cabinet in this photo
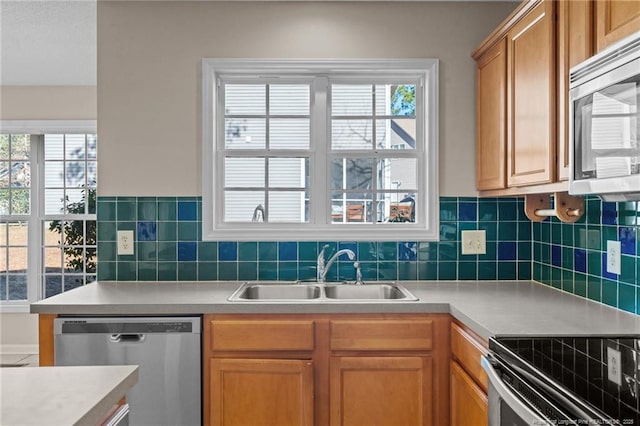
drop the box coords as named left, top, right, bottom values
left=595, top=0, right=640, bottom=52
left=476, top=39, right=507, bottom=191
left=557, top=0, right=594, bottom=181
left=506, top=0, right=556, bottom=187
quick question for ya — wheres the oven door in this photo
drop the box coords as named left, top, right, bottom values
left=482, top=356, right=548, bottom=426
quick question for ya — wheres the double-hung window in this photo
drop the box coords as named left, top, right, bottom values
left=202, top=60, right=438, bottom=241
left=0, top=121, right=97, bottom=311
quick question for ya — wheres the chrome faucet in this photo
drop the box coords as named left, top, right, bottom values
left=316, top=245, right=363, bottom=284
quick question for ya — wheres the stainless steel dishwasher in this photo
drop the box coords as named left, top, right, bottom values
left=54, top=316, right=201, bottom=426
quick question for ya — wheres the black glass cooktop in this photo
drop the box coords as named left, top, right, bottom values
left=492, top=337, right=640, bottom=425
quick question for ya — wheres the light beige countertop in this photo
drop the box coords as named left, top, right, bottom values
left=0, top=365, right=138, bottom=426
left=31, top=280, right=640, bottom=339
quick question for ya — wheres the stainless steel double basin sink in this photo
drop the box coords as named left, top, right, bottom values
left=228, top=282, right=418, bottom=302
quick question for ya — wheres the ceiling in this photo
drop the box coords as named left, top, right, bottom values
left=0, top=0, right=515, bottom=86
left=0, top=1, right=96, bottom=85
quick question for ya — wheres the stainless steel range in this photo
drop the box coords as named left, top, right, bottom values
left=482, top=336, right=640, bottom=425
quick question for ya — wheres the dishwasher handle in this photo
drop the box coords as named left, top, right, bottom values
left=109, top=334, right=146, bottom=343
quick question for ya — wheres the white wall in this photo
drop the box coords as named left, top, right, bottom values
left=97, top=1, right=517, bottom=197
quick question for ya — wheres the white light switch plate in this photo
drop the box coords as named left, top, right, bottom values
left=461, top=230, right=486, bottom=255
left=117, top=230, right=134, bottom=255
left=606, top=240, right=621, bottom=275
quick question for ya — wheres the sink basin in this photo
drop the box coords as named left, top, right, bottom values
left=229, top=283, right=322, bottom=301
left=324, top=283, right=418, bottom=300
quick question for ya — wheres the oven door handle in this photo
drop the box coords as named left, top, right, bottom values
left=481, top=355, right=547, bottom=424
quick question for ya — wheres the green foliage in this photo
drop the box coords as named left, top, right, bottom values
left=48, top=188, right=97, bottom=274
left=391, top=85, right=416, bottom=116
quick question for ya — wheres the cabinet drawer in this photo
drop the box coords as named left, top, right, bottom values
left=450, top=322, right=488, bottom=391
left=330, top=319, right=433, bottom=351
left=210, top=320, right=315, bottom=352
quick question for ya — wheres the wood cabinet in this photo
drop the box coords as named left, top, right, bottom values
left=557, top=0, right=593, bottom=181
left=328, top=318, right=444, bottom=426
left=474, top=0, right=562, bottom=195
left=506, top=0, right=556, bottom=187
left=476, top=39, right=507, bottom=191
left=204, top=316, right=317, bottom=426
left=595, top=0, right=640, bottom=53
left=210, top=358, right=314, bottom=426
left=449, top=322, right=488, bottom=426
left=330, top=356, right=432, bottom=426
left=204, top=314, right=449, bottom=426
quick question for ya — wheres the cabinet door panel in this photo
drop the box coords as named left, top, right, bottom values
left=210, top=358, right=313, bottom=426
left=450, top=361, right=487, bottom=426
left=596, top=0, right=640, bottom=52
left=476, top=39, right=507, bottom=191
left=450, top=323, right=488, bottom=392
left=507, top=0, right=555, bottom=187
left=558, top=0, right=593, bottom=181
left=330, top=356, right=432, bottom=426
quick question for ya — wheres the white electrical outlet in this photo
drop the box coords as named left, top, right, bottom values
left=607, top=346, right=622, bottom=386
left=606, top=240, right=621, bottom=275
left=461, top=230, right=486, bottom=255
left=117, top=230, right=135, bottom=255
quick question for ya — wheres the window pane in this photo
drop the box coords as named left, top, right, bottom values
left=270, top=85, right=310, bottom=116
left=332, top=120, right=373, bottom=150
left=45, top=275, right=62, bottom=298
left=387, top=85, right=416, bottom=117
left=0, top=162, right=9, bottom=187
left=0, top=190, right=8, bottom=215
left=64, top=275, right=84, bottom=292
left=8, top=275, right=27, bottom=300
left=87, top=135, right=97, bottom=159
left=10, top=162, right=30, bottom=187
left=0, top=135, right=8, bottom=158
left=269, top=158, right=308, bottom=189
left=65, top=134, right=86, bottom=160
left=44, top=247, right=62, bottom=274
left=46, top=189, right=65, bottom=214
left=225, top=84, right=266, bottom=115
left=65, top=161, right=86, bottom=187
left=331, top=192, right=372, bottom=223
left=10, top=189, right=29, bottom=214
left=377, top=192, right=416, bottom=223
left=45, top=161, right=64, bottom=188
left=10, top=135, right=30, bottom=160
left=7, top=222, right=27, bottom=246
left=269, top=119, right=310, bottom=149
left=225, top=157, right=265, bottom=187
left=268, top=191, right=308, bottom=223
left=332, top=85, right=372, bottom=116
left=7, top=247, right=27, bottom=273
left=224, top=191, right=265, bottom=222
left=225, top=118, right=266, bottom=149
left=332, top=158, right=373, bottom=190
left=65, top=189, right=84, bottom=213
left=378, top=158, right=417, bottom=190
left=377, top=119, right=416, bottom=150
left=44, top=135, right=64, bottom=160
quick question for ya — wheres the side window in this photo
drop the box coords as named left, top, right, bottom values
left=202, top=60, right=439, bottom=241
left=0, top=131, right=97, bottom=305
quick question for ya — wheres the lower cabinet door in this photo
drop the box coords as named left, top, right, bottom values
left=330, top=356, right=433, bottom=426
left=450, top=361, right=488, bottom=426
left=210, top=358, right=314, bottom=426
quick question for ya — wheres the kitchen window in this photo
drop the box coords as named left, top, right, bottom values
left=202, top=60, right=439, bottom=241
left=0, top=121, right=96, bottom=311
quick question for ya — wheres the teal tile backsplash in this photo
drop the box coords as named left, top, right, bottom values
left=96, top=196, right=530, bottom=284
left=532, top=196, right=639, bottom=316
left=96, top=195, right=640, bottom=316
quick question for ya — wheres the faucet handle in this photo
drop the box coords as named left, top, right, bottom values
left=353, top=261, right=364, bottom=285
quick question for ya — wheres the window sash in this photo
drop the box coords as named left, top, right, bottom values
left=0, top=121, right=96, bottom=311
left=202, top=60, right=438, bottom=241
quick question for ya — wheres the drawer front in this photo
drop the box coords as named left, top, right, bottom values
left=330, top=319, right=433, bottom=351
left=210, top=320, right=315, bottom=352
left=450, top=322, right=488, bottom=391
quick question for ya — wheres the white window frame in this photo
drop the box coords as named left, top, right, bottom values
left=202, top=59, right=439, bottom=241
left=0, top=120, right=96, bottom=313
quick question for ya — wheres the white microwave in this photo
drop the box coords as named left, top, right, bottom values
left=569, top=31, right=640, bottom=201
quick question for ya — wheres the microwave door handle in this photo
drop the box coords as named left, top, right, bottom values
left=481, top=356, right=547, bottom=424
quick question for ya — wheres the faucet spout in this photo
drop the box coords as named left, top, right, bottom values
left=317, top=246, right=356, bottom=283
